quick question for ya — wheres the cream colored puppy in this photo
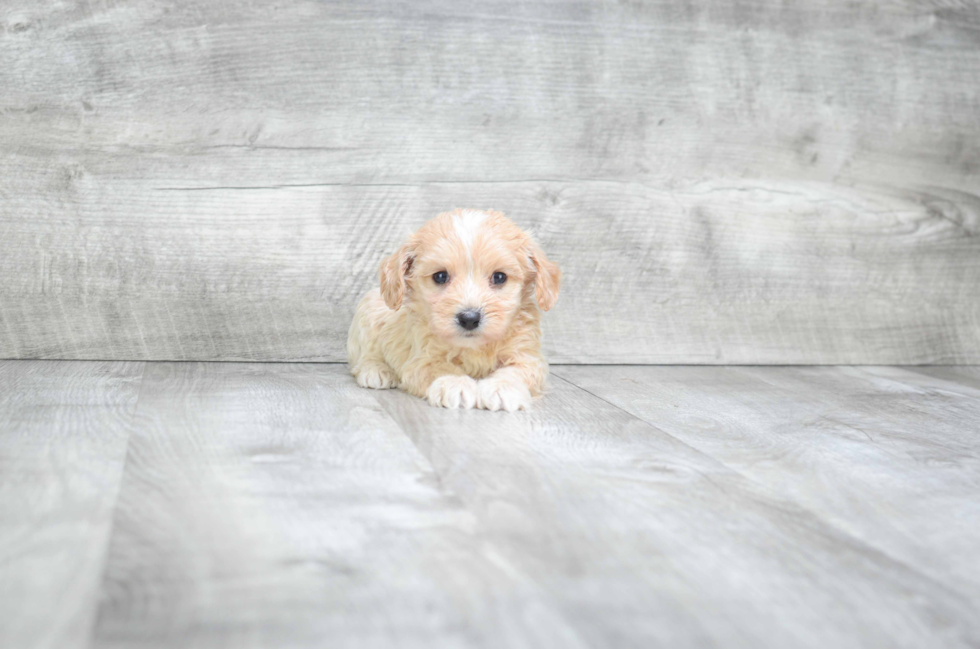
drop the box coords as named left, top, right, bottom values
left=347, top=209, right=561, bottom=411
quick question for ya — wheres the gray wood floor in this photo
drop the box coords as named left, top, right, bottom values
left=2, top=361, right=979, bottom=648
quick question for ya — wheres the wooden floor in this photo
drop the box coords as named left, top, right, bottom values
left=2, top=361, right=979, bottom=648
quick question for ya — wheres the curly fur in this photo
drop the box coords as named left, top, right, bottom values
left=347, top=209, right=561, bottom=411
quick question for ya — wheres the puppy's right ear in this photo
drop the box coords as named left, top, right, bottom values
left=379, top=243, right=415, bottom=310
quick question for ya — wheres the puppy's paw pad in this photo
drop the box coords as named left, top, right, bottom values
left=427, top=375, right=479, bottom=409
left=355, top=363, right=397, bottom=389
left=478, top=379, right=531, bottom=412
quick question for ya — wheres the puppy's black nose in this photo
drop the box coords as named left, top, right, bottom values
left=456, top=309, right=481, bottom=331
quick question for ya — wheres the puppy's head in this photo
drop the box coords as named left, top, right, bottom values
left=379, top=209, right=560, bottom=347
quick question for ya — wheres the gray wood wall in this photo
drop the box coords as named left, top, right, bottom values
left=2, top=0, right=978, bottom=363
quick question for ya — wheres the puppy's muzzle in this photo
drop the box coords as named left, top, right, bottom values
left=456, top=309, right=482, bottom=331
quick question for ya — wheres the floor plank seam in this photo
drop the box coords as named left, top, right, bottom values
left=550, top=368, right=979, bottom=599
left=81, top=361, right=149, bottom=649
left=368, top=388, right=468, bottom=504
left=893, top=367, right=980, bottom=398
left=551, top=371, right=777, bottom=478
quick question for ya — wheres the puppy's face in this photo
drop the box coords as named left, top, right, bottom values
left=380, top=209, right=560, bottom=347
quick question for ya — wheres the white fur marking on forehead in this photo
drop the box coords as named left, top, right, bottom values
left=460, top=275, right=482, bottom=309
left=452, top=210, right=488, bottom=259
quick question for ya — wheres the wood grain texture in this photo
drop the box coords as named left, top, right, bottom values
left=92, top=362, right=579, bottom=649
left=906, top=365, right=980, bottom=391
left=1, top=0, right=979, bottom=363
left=376, top=368, right=980, bottom=648
left=0, top=360, right=143, bottom=649
left=555, top=364, right=980, bottom=602
left=1, top=361, right=979, bottom=646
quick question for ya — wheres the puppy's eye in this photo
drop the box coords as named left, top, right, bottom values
left=491, top=271, right=507, bottom=286
left=433, top=270, right=449, bottom=285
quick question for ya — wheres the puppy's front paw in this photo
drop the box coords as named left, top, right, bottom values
left=354, top=362, right=397, bottom=389
left=477, top=378, right=531, bottom=412
left=427, top=375, right=479, bottom=409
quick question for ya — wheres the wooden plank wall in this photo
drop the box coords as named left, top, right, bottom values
left=1, top=0, right=978, bottom=363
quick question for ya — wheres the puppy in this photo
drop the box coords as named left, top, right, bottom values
left=347, top=209, right=561, bottom=411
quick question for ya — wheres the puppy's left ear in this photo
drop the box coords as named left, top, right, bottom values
left=527, top=238, right=561, bottom=311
